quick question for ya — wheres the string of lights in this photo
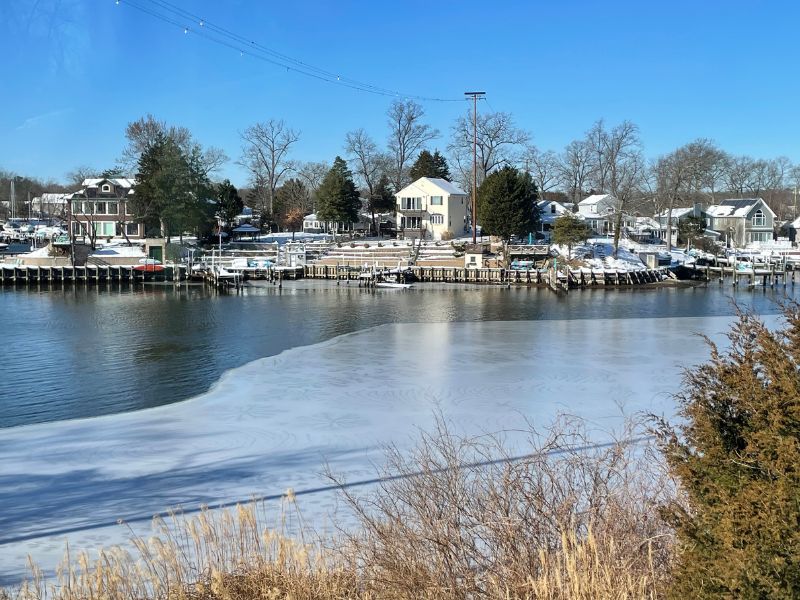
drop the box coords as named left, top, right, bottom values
left=115, top=0, right=466, bottom=103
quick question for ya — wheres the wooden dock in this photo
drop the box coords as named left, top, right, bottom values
left=0, top=264, right=187, bottom=285
left=302, top=264, right=671, bottom=289
left=678, top=263, right=796, bottom=288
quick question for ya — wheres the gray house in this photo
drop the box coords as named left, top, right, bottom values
left=705, top=198, right=775, bottom=247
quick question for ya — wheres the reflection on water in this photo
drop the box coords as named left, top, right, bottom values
left=0, top=281, right=792, bottom=428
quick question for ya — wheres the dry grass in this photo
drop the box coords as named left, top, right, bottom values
left=3, top=417, right=674, bottom=599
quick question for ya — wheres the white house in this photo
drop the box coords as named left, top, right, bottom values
left=395, top=177, right=468, bottom=241
left=577, top=194, right=633, bottom=235
left=705, top=198, right=775, bottom=247
left=537, top=200, right=574, bottom=241
left=302, top=213, right=355, bottom=234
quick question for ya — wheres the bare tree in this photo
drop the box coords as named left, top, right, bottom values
left=345, top=128, right=390, bottom=234
left=581, top=120, right=645, bottom=255
left=724, top=155, right=758, bottom=198
left=296, top=161, right=329, bottom=212
left=448, top=110, right=529, bottom=191
left=66, top=166, right=99, bottom=188
left=386, top=100, right=439, bottom=191
left=653, top=139, right=728, bottom=250
left=522, top=146, right=561, bottom=198
left=558, top=140, right=594, bottom=204
left=120, top=114, right=227, bottom=178
left=240, top=119, right=300, bottom=218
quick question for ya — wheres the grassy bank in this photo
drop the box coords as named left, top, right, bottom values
left=3, top=417, right=674, bottom=599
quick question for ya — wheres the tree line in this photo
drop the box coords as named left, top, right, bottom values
left=5, top=103, right=800, bottom=239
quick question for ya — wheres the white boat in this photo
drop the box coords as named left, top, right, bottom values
left=376, top=282, right=413, bottom=289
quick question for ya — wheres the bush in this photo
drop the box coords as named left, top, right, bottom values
left=656, top=303, right=800, bottom=599
left=441, top=231, right=454, bottom=241
left=331, top=416, right=671, bottom=599
left=363, top=243, right=370, bottom=248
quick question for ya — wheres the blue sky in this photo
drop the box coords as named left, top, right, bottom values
left=1, top=0, right=799, bottom=187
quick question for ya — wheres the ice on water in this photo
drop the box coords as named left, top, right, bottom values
left=0, top=316, right=737, bottom=583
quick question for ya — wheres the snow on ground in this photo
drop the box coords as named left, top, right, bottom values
left=556, top=240, right=648, bottom=271
left=0, top=316, right=749, bottom=584
left=91, top=245, right=146, bottom=258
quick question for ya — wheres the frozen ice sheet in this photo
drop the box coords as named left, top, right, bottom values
left=0, top=315, right=742, bottom=583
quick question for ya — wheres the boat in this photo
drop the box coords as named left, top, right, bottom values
left=133, top=258, right=166, bottom=273
left=133, top=263, right=166, bottom=272
left=375, top=282, right=413, bottom=289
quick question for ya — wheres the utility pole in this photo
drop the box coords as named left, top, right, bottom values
left=464, top=91, right=485, bottom=244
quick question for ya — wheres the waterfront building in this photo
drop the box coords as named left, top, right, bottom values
left=537, top=199, right=575, bottom=241
left=394, top=177, right=468, bottom=241
left=69, top=178, right=144, bottom=241
left=577, top=194, right=634, bottom=235
left=705, top=198, right=775, bottom=247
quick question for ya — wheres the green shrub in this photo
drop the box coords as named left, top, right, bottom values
left=656, top=303, right=800, bottom=599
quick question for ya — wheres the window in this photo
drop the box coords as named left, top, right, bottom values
left=400, top=197, right=422, bottom=210
left=101, top=184, right=111, bottom=193
left=551, top=204, right=556, bottom=214
left=125, top=222, right=139, bottom=236
left=430, top=195, right=443, bottom=205
left=430, top=214, right=444, bottom=225
left=93, top=222, right=115, bottom=237
left=107, top=202, right=118, bottom=215
left=71, top=222, right=82, bottom=235
left=71, top=200, right=82, bottom=213
left=401, top=216, right=422, bottom=228
left=125, top=203, right=134, bottom=216
left=752, top=209, right=766, bottom=227
left=750, top=231, right=771, bottom=243
left=95, top=202, right=106, bottom=214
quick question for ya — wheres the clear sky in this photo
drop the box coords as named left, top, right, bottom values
left=2, top=0, right=799, bottom=188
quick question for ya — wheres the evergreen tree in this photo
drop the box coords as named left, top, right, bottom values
left=552, top=213, right=591, bottom=258
left=656, top=305, right=800, bottom=599
left=215, top=180, right=243, bottom=229
left=372, top=173, right=395, bottom=214
left=476, top=166, right=539, bottom=241
left=316, top=156, right=361, bottom=232
left=132, top=135, right=213, bottom=240
left=409, top=149, right=451, bottom=181
left=431, top=150, right=451, bottom=180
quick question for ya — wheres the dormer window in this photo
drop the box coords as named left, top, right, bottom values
left=101, top=184, right=111, bottom=193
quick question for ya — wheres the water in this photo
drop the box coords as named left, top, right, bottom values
left=0, top=281, right=792, bottom=428
left=0, top=281, right=794, bottom=583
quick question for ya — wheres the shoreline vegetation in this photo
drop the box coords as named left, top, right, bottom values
left=4, top=304, right=800, bottom=599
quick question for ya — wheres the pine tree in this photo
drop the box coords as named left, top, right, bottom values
left=431, top=150, right=451, bottom=180
left=656, top=304, right=800, bottom=599
left=132, top=135, right=213, bottom=240
left=215, top=180, right=243, bottom=229
left=316, top=156, right=361, bottom=233
left=476, top=166, right=539, bottom=241
left=409, top=150, right=451, bottom=181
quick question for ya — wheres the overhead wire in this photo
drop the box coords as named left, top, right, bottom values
left=116, top=0, right=466, bottom=103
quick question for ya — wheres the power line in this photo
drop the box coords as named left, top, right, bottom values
left=115, top=0, right=465, bottom=103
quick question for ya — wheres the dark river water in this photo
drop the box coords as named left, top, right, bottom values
left=0, top=280, right=793, bottom=428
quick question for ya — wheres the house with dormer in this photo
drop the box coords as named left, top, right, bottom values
left=577, top=194, right=634, bottom=235
left=395, top=177, right=468, bottom=240
left=705, top=198, right=775, bottom=247
left=68, top=178, right=143, bottom=241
